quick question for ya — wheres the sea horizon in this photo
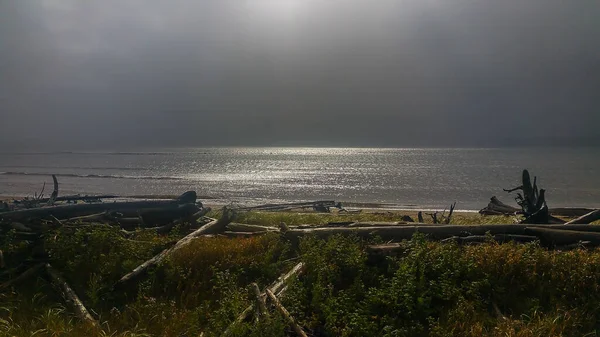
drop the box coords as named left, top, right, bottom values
left=1, top=147, right=599, bottom=211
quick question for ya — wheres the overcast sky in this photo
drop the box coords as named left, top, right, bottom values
left=1, top=0, right=599, bottom=150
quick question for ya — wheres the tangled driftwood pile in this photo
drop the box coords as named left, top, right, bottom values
left=479, top=169, right=600, bottom=224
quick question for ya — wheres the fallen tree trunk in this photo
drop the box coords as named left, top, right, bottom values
left=564, top=209, right=600, bottom=225
left=45, top=264, right=98, bottom=326
left=239, top=200, right=336, bottom=212
left=226, top=223, right=278, bottom=233
left=367, top=234, right=539, bottom=255
left=115, top=208, right=234, bottom=287
left=283, top=224, right=600, bottom=242
left=221, top=231, right=270, bottom=238
left=441, top=234, right=538, bottom=245
left=557, top=241, right=593, bottom=251
left=0, top=191, right=198, bottom=223
left=61, top=212, right=112, bottom=223
left=366, top=243, right=404, bottom=256
left=523, top=227, right=600, bottom=246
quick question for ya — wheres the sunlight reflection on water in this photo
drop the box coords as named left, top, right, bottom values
left=1, top=147, right=600, bottom=210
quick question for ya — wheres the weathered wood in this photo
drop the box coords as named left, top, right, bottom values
left=221, top=231, right=270, bottom=238
left=556, top=241, right=593, bottom=251
left=267, top=262, right=305, bottom=296
left=285, top=225, right=511, bottom=241
left=366, top=243, right=404, bottom=255
left=492, top=302, right=508, bottom=321
left=0, top=191, right=197, bottom=222
left=224, top=262, right=305, bottom=335
left=115, top=208, right=234, bottom=287
left=265, top=289, right=308, bottom=337
left=7, top=222, right=32, bottom=232
left=239, top=200, right=336, bottom=212
left=502, top=170, right=552, bottom=224
left=46, top=175, right=59, bottom=206
left=367, top=234, right=539, bottom=254
left=0, top=263, right=45, bottom=290
left=523, top=227, right=600, bottom=246
left=549, top=207, right=596, bottom=217
left=441, top=234, right=538, bottom=245
left=284, top=224, right=600, bottom=242
left=564, top=209, right=600, bottom=225
left=61, top=212, right=111, bottom=223
left=33, top=194, right=119, bottom=204
left=45, top=264, right=98, bottom=326
left=279, top=222, right=290, bottom=232
left=226, top=223, right=278, bottom=233
left=445, top=202, right=456, bottom=224
left=478, top=196, right=518, bottom=216
left=251, top=283, right=269, bottom=320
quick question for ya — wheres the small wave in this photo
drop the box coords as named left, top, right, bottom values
left=0, top=171, right=184, bottom=181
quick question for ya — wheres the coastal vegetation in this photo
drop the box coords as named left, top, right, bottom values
left=1, top=208, right=600, bottom=336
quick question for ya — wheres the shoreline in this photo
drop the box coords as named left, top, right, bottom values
left=0, top=194, right=482, bottom=212
left=2, top=194, right=598, bottom=214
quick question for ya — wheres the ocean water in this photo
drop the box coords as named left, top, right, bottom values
left=1, top=147, right=599, bottom=210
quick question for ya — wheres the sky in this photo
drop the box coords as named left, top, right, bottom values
left=1, top=0, right=599, bottom=150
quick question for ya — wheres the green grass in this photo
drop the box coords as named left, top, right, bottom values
left=0, top=211, right=599, bottom=336
left=233, top=210, right=512, bottom=227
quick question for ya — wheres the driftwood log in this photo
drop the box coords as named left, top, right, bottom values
left=481, top=198, right=595, bottom=218
left=115, top=208, right=234, bottom=287
left=0, top=191, right=198, bottom=223
left=282, top=224, right=600, bottom=245
left=479, top=170, right=569, bottom=224
left=45, top=264, right=98, bottom=326
left=441, top=234, right=538, bottom=245
left=479, top=196, right=521, bottom=216
left=564, top=209, right=600, bottom=225
left=238, top=201, right=337, bottom=212
left=523, top=227, right=600, bottom=246
left=40, top=194, right=119, bottom=203
left=226, top=223, right=279, bottom=233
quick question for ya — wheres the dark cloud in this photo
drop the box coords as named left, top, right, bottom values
left=1, top=0, right=599, bottom=150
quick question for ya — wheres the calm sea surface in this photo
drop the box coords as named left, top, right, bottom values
left=1, top=147, right=599, bottom=210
